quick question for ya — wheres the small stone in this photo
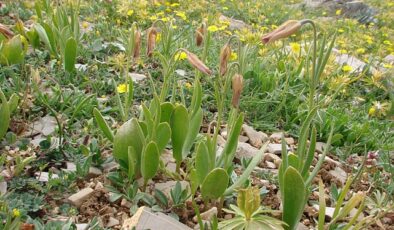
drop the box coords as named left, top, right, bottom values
left=384, top=54, right=394, bottom=64
left=265, top=161, right=277, bottom=169
left=217, top=135, right=226, bottom=147
left=128, top=73, right=147, bottom=82
left=324, top=156, right=341, bottom=167
left=68, top=188, right=94, bottom=207
left=238, top=135, right=249, bottom=143
left=349, top=208, right=364, bottom=222
left=193, top=207, right=217, bottom=223
left=154, top=181, right=190, bottom=198
left=122, top=206, right=192, bottom=230
left=64, top=162, right=77, bottom=172
left=36, top=172, right=59, bottom=182
left=235, top=142, right=260, bottom=159
left=76, top=224, right=89, bottom=230
left=313, top=204, right=335, bottom=219
left=269, top=132, right=284, bottom=141
left=219, top=15, right=250, bottom=30
left=328, top=167, right=347, bottom=185
left=95, top=182, right=104, bottom=190
left=106, top=217, right=120, bottom=228
left=102, top=161, right=119, bottom=173
left=242, top=124, right=265, bottom=148
left=285, top=137, right=295, bottom=145
left=88, top=167, right=103, bottom=178
left=224, top=214, right=232, bottom=220
left=267, top=143, right=288, bottom=155
left=315, top=142, right=326, bottom=154
left=121, top=198, right=132, bottom=208
left=297, top=222, right=309, bottom=230
left=166, top=162, right=177, bottom=173
left=0, top=181, right=7, bottom=195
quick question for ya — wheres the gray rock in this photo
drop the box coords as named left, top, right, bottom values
left=35, top=172, right=59, bottom=182
left=269, top=132, right=284, bottom=141
left=238, top=135, right=249, bottom=143
left=328, top=167, right=347, bottom=185
left=384, top=54, right=394, bottom=64
left=297, top=222, right=310, bottom=230
left=76, top=224, right=89, bottom=230
left=88, top=167, right=103, bottom=178
left=0, top=181, right=7, bottom=195
left=102, top=161, right=119, bottom=173
left=192, top=207, right=217, bottom=222
left=128, top=73, right=147, bottom=82
left=68, top=188, right=94, bottom=207
left=122, top=206, right=192, bottom=230
left=235, top=142, right=260, bottom=159
left=219, top=15, right=250, bottom=30
left=333, top=48, right=377, bottom=74
left=106, top=217, right=120, bottom=228
left=267, top=143, right=289, bottom=155
left=242, top=124, right=268, bottom=148
left=154, top=181, right=189, bottom=198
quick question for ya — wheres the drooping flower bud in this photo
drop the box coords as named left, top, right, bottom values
left=146, top=27, right=157, bottom=57
left=0, top=23, right=14, bottom=39
left=195, top=24, right=205, bottom=47
left=185, top=50, right=212, bottom=75
left=261, top=20, right=302, bottom=44
left=133, top=29, right=141, bottom=59
left=231, top=74, right=244, bottom=108
left=219, top=42, right=231, bottom=76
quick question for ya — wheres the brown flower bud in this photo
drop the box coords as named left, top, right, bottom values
left=146, top=27, right=157, bottom=57
left=185, top=50, right=212, bottom=75
left=219, top=43, right=231, bottom=76
left=195, top=24, right=205, bottom=47
left=231, top=74, right=244, bottom=108
left=133, top=30, right=141, bottom=59
left=261, top=20, right=302, bottom=44
left=0, top=23, right=14, bottom=39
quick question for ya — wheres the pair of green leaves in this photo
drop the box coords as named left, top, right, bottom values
left=0, top=35, right=27, bottom=65
left=0, top=89, right=19, bottom=140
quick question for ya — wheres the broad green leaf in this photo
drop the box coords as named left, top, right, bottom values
left=7, top=94, right=19, bottom=113
left=0, top=90, right=10, bottom=140
left=170, top=105, right=189, bottom=165
left=141, top=103, right=154, bottom=136
left=182, top=107, right=203, bottom=158
left=201, top=168, right=229, bottom=200
left=128, top=146, right=136, bottom=179
left=93, top=108, right=114, bottom=142
left=26, top=28, right=40, bottom=48
left=219, top=112, right=244, bottom=169
left=288, top=153, right=299, bottom=169
left=195, top=141, right=210, bottom=185
left=0, top=36, right=25, bottom=65
left=160, top=102, right=174, bottom=123
left=282, top=167, right=306, bottom=230
left=189, top=169, right=199, bottom=195
left=156, top=122, right=171, bottom=152
left=113, top=118, right=145, bottom=170
left=141, top=141, right=160, bottom=181
left=64, top=37, right=77, bottom=73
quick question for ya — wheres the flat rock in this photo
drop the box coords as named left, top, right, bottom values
left=0, top=181, right=7, bottom=195
left=384, top=54, right=394, bottom=64
left=68, top=187, right=94, bottom=207
left=297, top=222, right=310, bottom=230
left=102, top=161, right=119, bottom=173
left=238, top=135, right=249, bottom=143
left=219, top=15, right=250, bottom=30
left=315, top=142, right=326, bottom=154
left=217, top=135, right=226, bottom=147
left=267, top=143, right=289, bottom=155
left=35, top=172, right=59, bottom=182
left=128, top=73, right=147, bottom=82
left=154, top=181, right=189, bottom=198
left=263, top=153, right=282, bottom=168
left=324, top=156, right=341, bottom=167
left=235, top=142, right=260, bottom=159
left=122, top=206, right=192, bottom=230
left=313, top=204, right=335, bottom=219
left=269, top=132, right=284, bottom=141
left=242, top=124, right=268, bottom=148
left=88, top=167, right=102, bottom=178
left=192, top=207, right=217, bottom=222
left=285, top=137, right=295, bottom=145
left=76, top=224, right=89, bottom=230
left=329, top=167, right=347, bottom=185
left=106, top=217, right=120, bottom=228
left=31, top=115, right=57, bottom=136
left=333, top=49, right=377, bottom=74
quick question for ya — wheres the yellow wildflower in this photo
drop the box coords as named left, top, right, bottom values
left=156, top=33, right=161, bottom=42
left=368, top=106, right=376, bottom=116
left=207, top=25, right=219, bottom=32
left=290, top=42, right=301, bottom=53
left=82, top=21, right=89, bottom=29
left=230, top=52, right=238, bottom=61
left=127, top=9, right=134, bottom=16
left=150, top=15, right=158, bottom=21
left=356, top=48, right=366, bottom=54
left=336, top=9, right=342, bottom=15
left=174, top=51, right=187, bottom=61
left=117, top=84, right=128, bottom=94
left=383, top=40, right=393, bottom=46
left=338, top=28, right=344, bottom=33
left=185, top=82, right=192, bottom=89
left=339, top=49, right=348, bottom=54
left=369, top=101, right=390, bottom=117
left=383, top=63, right=393, bottom=68
left=170, top=3, right=180, bottom=7
left=175, top=11, right=187, bottom=21
left=342, top=65, right=352, bottom=72
left=13, top=209, right=20, bottom=217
